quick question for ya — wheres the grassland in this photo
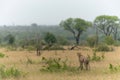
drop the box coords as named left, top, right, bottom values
left=0, top=47, right=120, bottom=80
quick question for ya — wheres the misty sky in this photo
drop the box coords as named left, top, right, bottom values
left=0, top=0, right=120, bottom=25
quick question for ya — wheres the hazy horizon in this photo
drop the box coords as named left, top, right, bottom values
left=0, top=0, right=120, bottom=25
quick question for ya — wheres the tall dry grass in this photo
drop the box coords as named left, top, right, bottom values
left=0, top=47, right=120, bottom=80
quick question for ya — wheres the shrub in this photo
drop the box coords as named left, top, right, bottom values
left=57, top=36, right=70, bottom=45
left=114, top=41, right=120, bottom=46
left=4, top=34, right=15, bottom=45
left=109, top=64, right=120, bottom=72
left=0, top=65, right=23, bottom=78
left=43, top=45, right=65, bottom=50
left=87, top=36, right=97, bottom=47
left=44, top=32, right=57, bottom=47
left=50, top=45, right=64, bottom=50
left=40, top=57, right=76, bottom=72
left=0, top=53, right=5, bottom=58
left=90, top=51, right=104, bottom=61
left=104, top=36, right=114, bottom=45
left=26, top=46, right=36, bottom=51
left=96, top=44, right=112, bottom=51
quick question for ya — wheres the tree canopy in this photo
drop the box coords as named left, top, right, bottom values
left=94, top=15, right=120, bottom=37
left=60, top=18, right=91, bottom=45
left=44, top=32, right=57, bottom=46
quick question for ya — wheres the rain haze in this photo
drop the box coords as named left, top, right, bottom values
left=0, top=0, right=120, bottom=25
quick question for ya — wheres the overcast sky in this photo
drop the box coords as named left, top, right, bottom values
left=0, top=0, right=120, bottom=25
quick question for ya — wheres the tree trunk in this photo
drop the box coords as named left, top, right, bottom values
left=76, top=37, right=80, bottom=45
left=70, top=37, right=80, bottom=50
left=114, top=32, right=117, bottom=40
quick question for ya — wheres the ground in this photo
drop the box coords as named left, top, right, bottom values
left=0, top=46, right=120, bottom=80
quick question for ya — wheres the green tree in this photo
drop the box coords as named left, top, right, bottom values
left=112, top=21, right=120, bottom=40
left=94, top=15, right=120, bottom=37
left=60, top=18, right=91, bottom=45
left=44, top=32, right=57, bottom=47
left=4, top=34, right=15, bottom=45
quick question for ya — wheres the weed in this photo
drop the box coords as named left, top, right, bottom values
left=0, top=53, right=5, bottom=58
left=0, top=65, right=24, bottom=78
left=90, top=51, right=104, bottom=61
left=109, top=64, right=120, bottom=72
left=26, top=57, right=34, bottom=64
left=40, top=57, right=77, bottom=72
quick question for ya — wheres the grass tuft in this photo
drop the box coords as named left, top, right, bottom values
left=40, top=57, right=77, bottom=73
left=0, top=65, right=25, bottom=79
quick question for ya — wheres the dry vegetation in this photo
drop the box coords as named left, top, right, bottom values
left=0, top=46, right=120, bottom=80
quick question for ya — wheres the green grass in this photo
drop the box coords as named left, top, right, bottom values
left=40, top=57, right=78, bottom=73
left=0, top=53, right=5, bottom=58
left=109, top=64, right=120, bottom=72
left=89, top=51, right=105, bottom=62
left=0, top=65, right=24, bottom=78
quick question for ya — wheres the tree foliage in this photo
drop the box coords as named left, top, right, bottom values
left=4, top=34, right=15, bottom=45
left=104, top=36, right=114, bottom=45
left=94, top=15, right=120, bottom=37
left=60, top=18, right=91, bottom=45
left=44, top=32, right=57, bottom=46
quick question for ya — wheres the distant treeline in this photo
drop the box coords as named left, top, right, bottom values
left=0, top=24, right=96, bottom=45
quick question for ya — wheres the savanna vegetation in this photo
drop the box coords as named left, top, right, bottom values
left=0, top=15, right=120, bottom=80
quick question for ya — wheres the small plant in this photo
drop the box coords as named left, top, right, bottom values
left=109, top=64, right=120, bottom=72
left=101, top=52, right=105, bottom=59
left=0, top=53, right=5, bottom=58
left=0, top=65, right=24, bottom=78
left=26, top=57, right=34, bottom=64
left=40, top=57, right=77, bottom=72
left=109, top=64, right=113, bottom=71
left=90, top=51, right=105, bottom=61
left=91, top=51, right=101, bottom=61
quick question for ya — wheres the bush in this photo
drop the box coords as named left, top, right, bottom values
left=87, top=36, right=97, bottom=47
left=0, top=65, right=23, bottom=78
left=57, top=36, right=70, bottom=45
left=50, top=45, right=65, bottom=50
left=4, top=34, right=15, bottom=45
left=104, top=36, right=114, bottom=45
left=40, top=57, right=76, bottom=72
left=114, top=41, right=120, bottom=46
left=96, top=44, right=112, bottom=51
left=43, top=45, right=65, bottom=50
left=109, top=64, right=120, bottom=72
left=26, top=46, right=36, bottom=51
left=44, top=32, right=57, bottom=46
left=90, top=51, right=104, bottom=61
left=0, top=53, right=5, bottom=58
